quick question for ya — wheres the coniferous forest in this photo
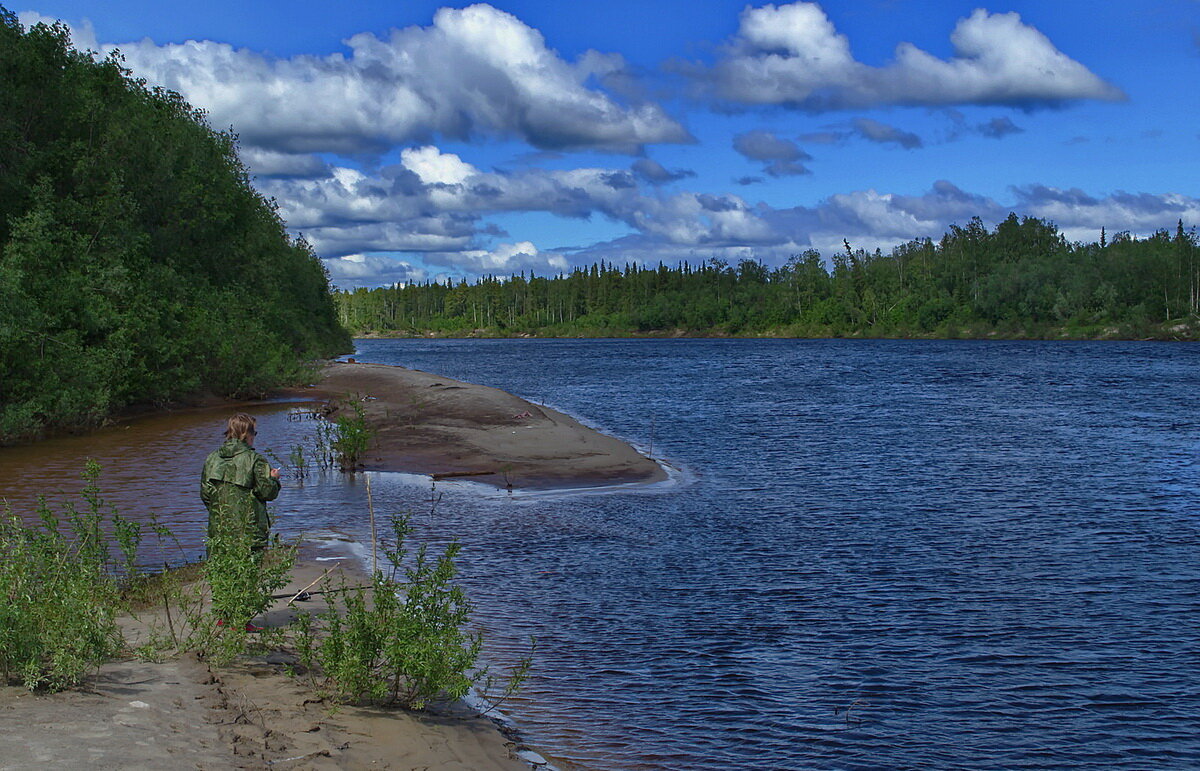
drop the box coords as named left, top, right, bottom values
left=336, top=216, right=1200, bottom=341
left=0, top=12, right=351, bottom=442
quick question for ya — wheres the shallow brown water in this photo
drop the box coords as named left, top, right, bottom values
left=0, top=401, right=324, bottom=560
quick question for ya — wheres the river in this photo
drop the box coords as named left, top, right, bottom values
left=3, top=339, right=1199, bottom=769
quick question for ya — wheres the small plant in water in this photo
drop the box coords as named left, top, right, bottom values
left=307, top=395, right=373, bottom=472
left=289, top=443, right=309, bottom=480
left=330, top=395, right=374, bottom=471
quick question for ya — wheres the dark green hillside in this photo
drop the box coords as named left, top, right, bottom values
left=0, top=10, right=351, bottom=442
left=336, top=216, right=1200, bottom=341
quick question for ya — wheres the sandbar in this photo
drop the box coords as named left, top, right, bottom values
left=303, top=361, right=666, bottom=489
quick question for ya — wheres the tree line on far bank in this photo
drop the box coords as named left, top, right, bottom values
left=335, top=215, right=1200, bottom=341
left=0, top=12, right=351, bottom=443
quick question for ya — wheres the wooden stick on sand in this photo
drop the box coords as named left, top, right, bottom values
left=367, top=473, right=377, bottom=575
left=285, top=565, right=338, bottom=605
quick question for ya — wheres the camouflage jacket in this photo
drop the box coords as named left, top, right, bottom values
left=200, top=438, right=280, bottom=547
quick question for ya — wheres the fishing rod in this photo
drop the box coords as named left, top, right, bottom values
left=269, top=584, right=374, bottom=601
left=268, top=564, right=405, bottom=602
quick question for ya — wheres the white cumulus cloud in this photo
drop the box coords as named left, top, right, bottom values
left=400, top=146, right=478, bottom=186
left=39, top=4, right=688, bottom=157
left=691, top=3, right=1124, bottom=110
left=1012, top=186, right=1200, bottom=243
left=322, top=254, right=427, bottom=288
left=429, top=241, right=570, bottom=274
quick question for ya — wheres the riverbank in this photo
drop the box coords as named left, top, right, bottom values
left=0, top=541, right=530, bottom=770
left=353, top=323, right=1200, bottom=341
left=301, top=360, right=666, bottom=489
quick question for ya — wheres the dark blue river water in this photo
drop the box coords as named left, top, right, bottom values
left=349, top=338, right=1200, bottom=770
left=4, top=338, right=1197, bottom=769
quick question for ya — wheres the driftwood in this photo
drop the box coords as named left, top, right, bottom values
left=431, top=470, right=497, bottom=480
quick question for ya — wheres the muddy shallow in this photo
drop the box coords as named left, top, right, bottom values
left=0, top=400, right=318, bottom=558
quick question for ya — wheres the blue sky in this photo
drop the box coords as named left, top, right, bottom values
left=15, top=0, right=1200, bottom=287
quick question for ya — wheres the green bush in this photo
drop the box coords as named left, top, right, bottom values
left=0, top=455, right=519, bottom=716
left=201, top=514, right=296, bottom=665
left=294, top=516, right=484, bottom=709
left=0, top=460, right=126, bottom=690
left=0, top=457, right=300, bottom=683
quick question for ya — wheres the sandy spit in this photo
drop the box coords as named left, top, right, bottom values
left=305, top=361, right=666, bottom=489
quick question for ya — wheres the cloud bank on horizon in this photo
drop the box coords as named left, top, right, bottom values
left=16, top=1, right=1197, bottom=288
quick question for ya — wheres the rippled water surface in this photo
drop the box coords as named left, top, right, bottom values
left=3, top=339, right=1200, bottom=769
left=353, top=339, right=1200, bottom=770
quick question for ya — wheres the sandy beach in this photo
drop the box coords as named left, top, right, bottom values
left=0, top=541, right=532, bottom=770
left=306, top=360, right=666, bottom=489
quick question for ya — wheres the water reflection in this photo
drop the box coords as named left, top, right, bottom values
left=0, top=402, right=343, bottom=556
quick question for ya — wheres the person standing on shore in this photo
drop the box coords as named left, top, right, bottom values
left=201, top=413, right=281, bottom=551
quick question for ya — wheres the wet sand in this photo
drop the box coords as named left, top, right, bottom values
left=304, top=361, right=665, bottom=489
left=0, top=543, right=532, bottom=770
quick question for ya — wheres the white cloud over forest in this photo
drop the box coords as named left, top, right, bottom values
left=255, top=150, right=1200, bottom=285
left=323, top=254, right=427, bottom=286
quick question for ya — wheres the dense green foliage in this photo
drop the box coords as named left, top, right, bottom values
left=0, top=11, right=350, bottom=442
left=336, top=216, right=1200, bottom=340
left=0, top=461, right=126, bottom=690
left=294, top=515, right=485, bottom=709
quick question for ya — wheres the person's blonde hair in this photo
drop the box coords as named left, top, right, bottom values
left=224, top=413, right=257, bottom=443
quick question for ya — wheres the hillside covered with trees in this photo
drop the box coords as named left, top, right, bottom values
left=0, top=12, right=350, bottom=442
left=336, top=216, right=1200, bottom=341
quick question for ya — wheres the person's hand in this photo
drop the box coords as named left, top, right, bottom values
left=270, top=468, right=280, bottom=479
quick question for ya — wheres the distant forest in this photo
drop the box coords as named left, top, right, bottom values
left=0, top=12, right=350, bottom=442
left=336, top=215, right=1200, bottom=341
